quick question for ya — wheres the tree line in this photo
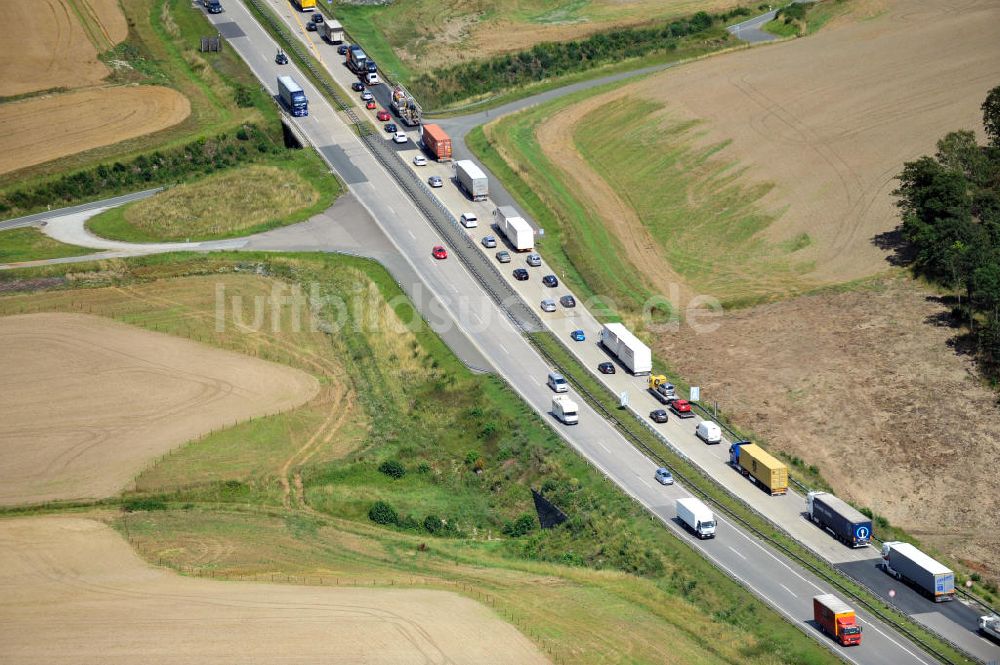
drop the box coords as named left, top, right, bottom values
left=894, top=85, right=1000, bottom=377
left=411, top=6, right=757, bottom=110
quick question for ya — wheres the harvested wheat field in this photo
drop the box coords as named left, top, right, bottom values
left=539, top=0, right=1000, bottom=301
left=0, top=312, right=319, bottom=505
left=658, top=276, right=1000, bottom=577
left=0, top=516, right=549, bottom=665
left=0, top=86, right=190, bottom=175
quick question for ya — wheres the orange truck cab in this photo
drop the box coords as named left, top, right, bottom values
left=813, top=594, right=862, bottom=646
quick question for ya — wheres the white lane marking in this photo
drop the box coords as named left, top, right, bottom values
left=779, top=583, right=796, bottom=597
left=727, top=546, right=746, bottom=560
left=407, top=230, right=415, bottom=240
left=863, top=622, right=938, bottom=665
left=638, top=477, right=654, bottom=489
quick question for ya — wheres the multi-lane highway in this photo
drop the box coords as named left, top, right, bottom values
left=187, top=2, right=959, bottom=662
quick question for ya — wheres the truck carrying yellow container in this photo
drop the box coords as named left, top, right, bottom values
left=728, top=441, right=788, bottom=495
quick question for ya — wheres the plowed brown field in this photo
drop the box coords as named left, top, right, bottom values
left=0, top=313, right=319, bottom=505
left=0, top=86, right=190, bottom=175
left=0, top=516, right=549, bottom=665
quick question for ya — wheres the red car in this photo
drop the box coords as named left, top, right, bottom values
left=376, top=109, right=391, bottom=121
left=365, top=100, right=377, bottom=110
left=670, top=399, right=695, bottom=419
left=432, top=245, right=448, bottom=260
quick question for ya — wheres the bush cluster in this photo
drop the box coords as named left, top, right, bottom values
left=378, top=459, right=406, bottom=479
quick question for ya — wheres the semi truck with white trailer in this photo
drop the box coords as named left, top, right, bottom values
left=599, top=323, right=652, bottom=375
left=980, top=614, right=1000, bottom=642
left=494, top=206, right=534, bottom=252
left=880, top=541, right=955, bottom=602
left=455, top=160, right=488, bottom=201
left=276, top=75, right=308, bottom=117
left=318, top=20, right=344, bottom=44
left=806, top=491, right=872, bottom=548
left=552, top=395, right=579, bottom=425
left=676, top=498, right=716, bottom=539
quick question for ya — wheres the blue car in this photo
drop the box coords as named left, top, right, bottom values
left=571, top=329, right=585, bottom=342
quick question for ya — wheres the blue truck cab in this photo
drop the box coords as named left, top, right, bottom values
left=366, top=60, right=378, bottom=74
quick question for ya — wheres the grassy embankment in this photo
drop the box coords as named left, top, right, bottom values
left=763, top=0, right=854, bottom=38
left=0, top=0, right=336, bottom=228
left=86, top=161, right=342, bottom=242
left=0, top=228, right=92, bottom=264
left=0, top=253, right=838, bottom=665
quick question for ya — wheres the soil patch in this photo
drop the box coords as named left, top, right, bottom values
left=657, top=276, right=1000, bottom=577
left=0, top=516, right=549, bottom=665
left=0, top=86, right=190, bottom=175
left=0, top=312, right=319, bottom=505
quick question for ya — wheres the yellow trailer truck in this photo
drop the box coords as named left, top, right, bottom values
left=293, top=0, right=315, bottom=11
left=729, top=441, right=788, bottom=495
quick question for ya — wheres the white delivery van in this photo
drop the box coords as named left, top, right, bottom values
left=547, top=372, right=568, bottom=393
left=696, top=421, right=722, bottom=444
left=552, top=395, right=579, bottom=425
left=460, top=212, right=478, bottom=228
left=676, top=498, right=717, bottom=539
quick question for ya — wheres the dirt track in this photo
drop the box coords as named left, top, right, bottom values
left=0, top=86, right=190, bottom=175
left=538, top=0, right=1000, bottom=294
left=0, top=516, right=549, bottom=665
left=0, top=0, right=126, bottom=97
left=0, top=313, right=319, bottom=505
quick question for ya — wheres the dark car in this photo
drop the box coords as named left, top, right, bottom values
left=559, top=295, right=576, bottom=308
left=275, top=50, right=288, bottom=65
left=306, top=21, right=317, bottom=31
left=310, top=12, right=324, bottom=23
left=650, top=409, right=669, bottom=424
left=513, top=268, right=529, bottom=281
left=542, top=274, right=558, bottom=288
left=384, top=123, right=398, bottom=133
left=351, top=81, right=364, bottom=92
left=598, top=362, right=615, bottom=374
left=338, top=44, right=349, bottom=55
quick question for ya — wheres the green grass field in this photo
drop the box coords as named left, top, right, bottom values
left=86, top=157, right=341, bottom=243
left=0, top=252, right=839, bottom=665
left=0, top=227, right=92, bottom=264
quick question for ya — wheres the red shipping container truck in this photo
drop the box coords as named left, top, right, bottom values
left=813, top=594, right=862, bottom=646
left=421, top=124, right=452, bottom=162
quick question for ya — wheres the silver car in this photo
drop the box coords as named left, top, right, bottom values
left=481, top=235, right=497, bottom=248
left=540, top=299, right=556, bottom=312
left=496, top=250, right=511, bottom=263
left=526, top=253, right=542, bottom=267
left=428, top=176, right=443, bottom=188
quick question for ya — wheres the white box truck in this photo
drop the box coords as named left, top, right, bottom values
left=318, top=20, right=344, bottom=44
left=455, top=160, right=488, bottom=201
left=552, top=395, right=578, bottom=425
left=676, top=498, right=716, bottom=539
left=599, top=323, right=652, bottom=375
left=696, top=421, right=722, bottom=444
left=494, top=206, right=534, bottom=252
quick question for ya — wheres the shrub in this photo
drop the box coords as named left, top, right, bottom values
left=423, top=514, right=444, bottom=534
left=368, top=501, right=398, bottom=525
left=378, top=459, right=406, bottom=479
left=234, top=84, right=254, bottom=108
left=502, top=513, right=537, bottom=537
left=122, top=498, right=167, bottom=512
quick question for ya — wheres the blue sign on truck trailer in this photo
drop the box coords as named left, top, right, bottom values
left=806, top=491, right=872, bottom=548
left=277, top=75, right=308, bottom=117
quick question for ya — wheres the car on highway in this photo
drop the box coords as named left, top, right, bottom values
left=310, top=13, right=323, bottom=24
left=526, top=253, right=542, bottom=267
left=393, top=132, right=408, bottom=144
left=598, top=361, right=615, bottom=374
left=654, top=467, right=674, bottom=486
left=496, top=250, right=511, bottom=263
left=513, top=268, right=529, bottom=281
left=670, top=399, right=695, bottom=419
left=275, top=50, right=288, bottom=65
left=351, top=81, right=364, bottom=92
left=571, top=329, right=585, bottom=342
left=413, top=155, right=427, bottom=166
left=559, top=295, right=576, bottom=308
left=431, top=245, right=448, bottom=260
left=482, top=235, right=497, bottom=248
left=384, top=123, right=397, bottom=133
left=428, top=175, right=443, bottom=188
left=339, top=45, right=349, bottom=55
left=542, top=274, right=558, bottom=288
left=376, top=109, right=390, bottom=121
left=540, top=299, right=556, bottom=313
left=365, top=72, right=380, bottom=85
left=365, top=100, right=377, bottom=110
left=361, top=91, right=374, bottom=101
left=306, top=20, right=317, bottom=31
left=460, top=212, right=478, bottom=228
left=649, top=409, right=669, bottom=424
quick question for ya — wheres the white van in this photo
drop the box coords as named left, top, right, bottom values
left=365, top=72, right=380, bottom=85
left=547, top=372, right=568, bottom=393
left=696, top=421, right=722, bottom=444
left=460, top=212, right=478, bottom=228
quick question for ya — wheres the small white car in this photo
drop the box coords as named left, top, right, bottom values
left=526, top=253, right=542, bottom=267
left=393, top=132, right=408, bottom=144
left=365, top=72, right=380, bottom=85
left=428, top=175, right=443, bottom=188
left=413, top=155, right=427, bottom=166
left=540, top=299, right=556, bottom=313
left=360, top=91, right=374, bottom=101
left=460, top=212, right=478, bottom=228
